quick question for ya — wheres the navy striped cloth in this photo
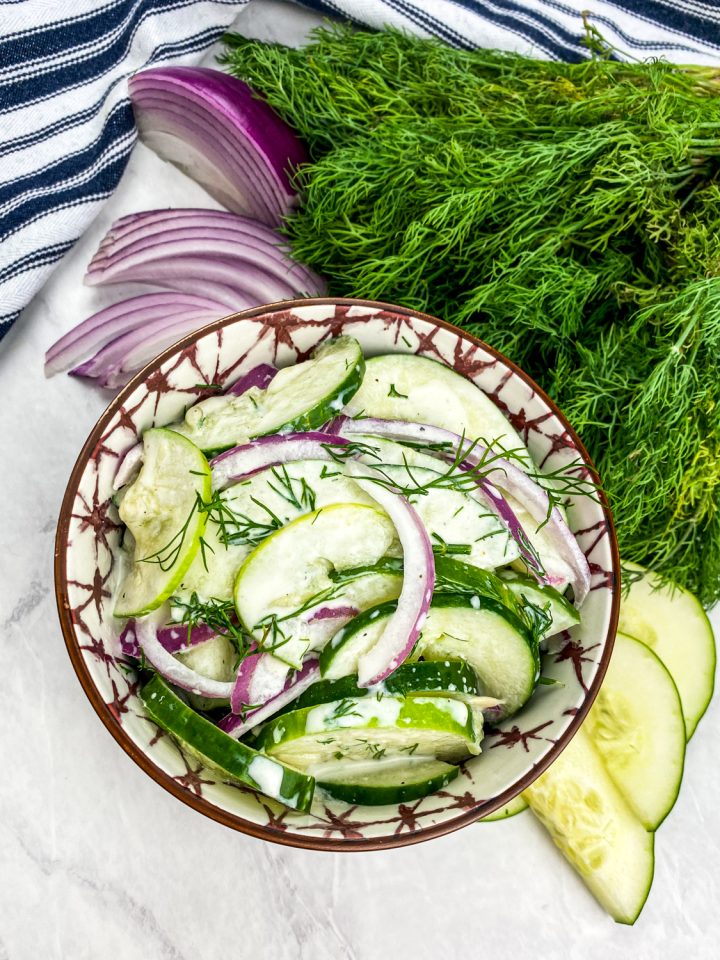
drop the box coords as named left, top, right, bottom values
left=1, top=0, right=719, bottom=342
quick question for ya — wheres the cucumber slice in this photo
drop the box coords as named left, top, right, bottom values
left=317, top=758, right=459, bottom=805
left=320, top=601, right=396, bottom=679
left=178, top=458, right=376, bottom=602
left=523, top=726, right=654, bottom=925
left=499, top=572, right=580, bottom=636
left=114, top=429, right=211, bottom=617
left=373, top=463, right=517, bottom=570
left=619, top=562, right=716, bottom=739
left=253, top=695, right=481, bottom=768
left=299, top=659, right=480, bottom=709
left=585, top=632, right=685, bottom=831
left=174, top=336, right=364, bottom=452
left=344, top=354, right=529, bottom=463
left=234, top=503, right=401, bottom=668
left=480, top=794, right=528, bottom=822
left=139, top=674, right=314, bottom=811
left=416, top=593, right=540, bottom=719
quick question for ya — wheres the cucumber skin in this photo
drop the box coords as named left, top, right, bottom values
left=318, top=762, right=459, bottom=805
left=255, top=354, right=364, bottom=438
left=253, top=695, right=478, bottom=758
left=286, top=660, right=482, bottom=715
left=140, top=675, right=315, bottom=812
left=429, top=592, right=540, bottom=676
left=480, top=794, right=529, bottom=822
left=319, top=600, right=397, bottom=676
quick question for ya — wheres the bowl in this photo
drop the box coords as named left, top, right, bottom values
left=55, top=298, right=619, bottom=850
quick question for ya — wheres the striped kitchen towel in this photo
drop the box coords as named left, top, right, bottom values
left=1, top=0, right=719, bottom=343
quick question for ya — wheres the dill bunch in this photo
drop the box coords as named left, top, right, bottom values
left=221, top=26, right=720, bottom=605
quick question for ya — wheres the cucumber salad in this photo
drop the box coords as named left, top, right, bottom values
left=114, top=336, right=592, bottom=812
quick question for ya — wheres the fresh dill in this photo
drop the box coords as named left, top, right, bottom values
left=170, top=592, right=250, bottom=653
left=223, top=25, right=720, bottom=603
left=387, top=383, right=409, bottom=399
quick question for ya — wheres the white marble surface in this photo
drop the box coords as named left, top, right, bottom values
left=1, top=2, right=718, bottom=956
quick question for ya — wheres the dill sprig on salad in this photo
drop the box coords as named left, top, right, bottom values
left=114, top=339, right=591, bottom=818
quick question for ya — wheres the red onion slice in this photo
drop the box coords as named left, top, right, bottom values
left=86, top=252, right=304, bottom=306
left=229, top=647, right=290, bottom=713
left=222, top=658, right=321, bottom=738
left=98, top=209, right=289, bottom=258
left=210, top=433, right=350, bottom=489
left=155, top=622, right=218, bottom=654
left=226, top=363, right=276, bottom=396
left=44, top=293, right=224, bottom=376
left=133, top=616, right=234, bottom=699
left=87, top=227, right=322, bottom=294
left=337, top=417, right=591, bottom=606
left=343, top=462, right=435, bottom=686
left=129, top=98, right=284, bottom=223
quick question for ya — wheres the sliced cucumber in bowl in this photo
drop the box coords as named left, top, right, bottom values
left=300, top=658, right=482, bottom=707
left=234, top=503, right=401, bottom=668
left=344, top=353, right=529, bottom=463
left=252, top=695, right=482, bottom=768
left=114, top=428, right=211, bottom=617
left=415, top=593, right=540, bottom=720
left=317, top=758, right=459, bottom=805
left=140, top=674, right=315, bottom=811
left=174, top=336, right=364, bottom=453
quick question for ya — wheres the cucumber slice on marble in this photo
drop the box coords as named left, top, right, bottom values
left=415, top=593, right=540, bottom=720
left=174, top=336, right=364, bottom=453
left=253, top=695, right=482, bottom=769
left=619, top=562, right=715, bottom=739
left=317, top=759, right=459, bottom=805
left=523, top=726, right=654, bottom=925
left=344, top=353, right=529, bottom=463
left=114, top=429, right=211, bottom=617
left=480, top=794, right=529, bottom=822
left=585, top=632, right=685, bottom=831
left=234, top=503, right=401, bottom=668
left=139, top=674, right=314, bottom=811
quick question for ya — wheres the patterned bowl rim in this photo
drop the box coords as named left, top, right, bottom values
left=54, top=297, right=619, bottom=851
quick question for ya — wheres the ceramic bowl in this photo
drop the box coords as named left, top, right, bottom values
left=55, top=298, right=619, bottom=850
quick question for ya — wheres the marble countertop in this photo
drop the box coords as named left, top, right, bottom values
left=1, top=2, right=718, bottom=957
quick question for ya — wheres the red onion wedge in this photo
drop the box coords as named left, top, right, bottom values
left=343, top=462, right=435, bottom=687
left=133, top=615, right=234, bottom=699
left=336, top=417, right=591, bottom=606
left=129, top=67, right=307, bottom=227
left=226, top=363, right=276, bottom=396
left=44, top=292, right=225, bottom=376
left=222, top=659, right=321, bottom=738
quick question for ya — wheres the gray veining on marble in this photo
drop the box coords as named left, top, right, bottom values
left=0, top=3, right=718, bottom=957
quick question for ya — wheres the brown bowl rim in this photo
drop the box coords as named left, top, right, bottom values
left=55, top=296, right=619, bottom=851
